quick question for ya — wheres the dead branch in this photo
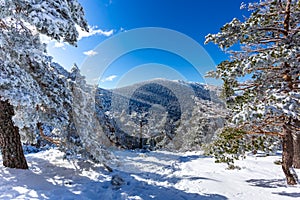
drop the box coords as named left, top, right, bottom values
left=257, top=27, right=288, bottom=35
left=37, top=122, right=61, bottom=145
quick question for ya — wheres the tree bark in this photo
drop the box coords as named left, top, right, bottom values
left=139, top=121, right=143, bottom=149
left=282, top=124, right=297, bottom=185
left=292, top=132, right=300, bottom=168
left=0, top=100, right=28, bottom=169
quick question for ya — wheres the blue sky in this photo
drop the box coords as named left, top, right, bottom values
left=46, top=0, right=252, bottom=89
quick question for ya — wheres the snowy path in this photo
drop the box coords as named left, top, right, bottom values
left=0, top=149, right=299, bottom=199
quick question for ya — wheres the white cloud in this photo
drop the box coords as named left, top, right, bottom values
left=101, top=75, right=118, bottom=82
left=39, top=25, right=114, bottom=49
left=54, top=42, right=65, bottom=48
left=40, top=35, right=65, bottom=50
left=76, top=25, right=114, bottom=40
left=83, top=50, right=98, bottom=57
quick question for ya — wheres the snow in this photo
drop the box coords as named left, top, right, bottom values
left=0, top=149, right=299, bottom=200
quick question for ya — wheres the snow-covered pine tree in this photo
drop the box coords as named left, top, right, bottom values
left=68, top=65, right=114, bottom=165
left=205, top=0, right=300, bottom=185
left=0, top=0, right=88, bottom=169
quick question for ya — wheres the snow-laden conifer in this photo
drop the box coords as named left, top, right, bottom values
left=205, top=0, right=300, bottom=185
left=0, top=0, right=88, bottom=169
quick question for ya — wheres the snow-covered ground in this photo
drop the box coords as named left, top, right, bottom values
left=0, top=149, right=299, bottom=200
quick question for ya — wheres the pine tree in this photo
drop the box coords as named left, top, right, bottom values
left=0, top=0, right=88, bottom=169
left=68, top=65, right=114, bottom=165
left=205, top=0, right=300, bottom=185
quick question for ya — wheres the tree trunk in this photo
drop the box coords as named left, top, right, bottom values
left=139, top=121, right=143, bottom=149
left=293, top=132, right=300, bottom=168
left=0, top=100, right=28, bottom=169
left=282, top=124, right=297, bottom=185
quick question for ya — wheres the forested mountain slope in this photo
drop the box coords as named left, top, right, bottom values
left=96, top=79, right=226, bottom=150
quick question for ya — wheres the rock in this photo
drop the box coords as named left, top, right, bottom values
left=111, top=174, right=125, bottom=189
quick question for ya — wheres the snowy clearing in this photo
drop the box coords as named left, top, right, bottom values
left=0, top=149, right=299, bottom=200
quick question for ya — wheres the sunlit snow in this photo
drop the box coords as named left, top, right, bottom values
left=0, top=149, right=299, bottom=200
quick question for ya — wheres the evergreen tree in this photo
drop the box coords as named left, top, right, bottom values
left=205, top=0, right=300, bottom=185
left=0, top=0, right=88, bottom=169
left=68, top=65, right=114, bottom=165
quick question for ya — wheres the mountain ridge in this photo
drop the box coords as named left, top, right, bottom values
left=96, top=78, right=226, bottom=150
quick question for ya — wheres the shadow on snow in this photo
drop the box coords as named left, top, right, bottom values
left=0, top=154, right=227, bottom=200
left=246, top=178, right=287, bottom=188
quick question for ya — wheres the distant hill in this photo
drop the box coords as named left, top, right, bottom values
left=95, top=79, right=226, bottom=150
